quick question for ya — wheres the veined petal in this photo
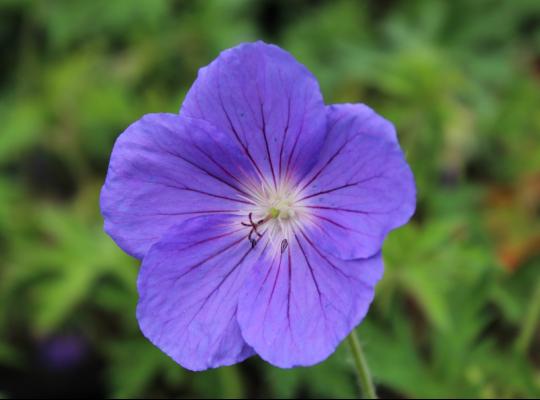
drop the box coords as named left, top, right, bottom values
left=100, top=113, right=257, bottom=259
left=137, top=214, right=267, bottom=371
left=181, top=41, right=327, bottom=188
left=237, top=229, right=383, bottom=368
left=325, top=103, right=398, bottom=144
left=297, top=104, right=416, bottom=260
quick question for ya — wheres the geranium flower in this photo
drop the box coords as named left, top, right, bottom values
left=100, top=42, right=416, bottom=370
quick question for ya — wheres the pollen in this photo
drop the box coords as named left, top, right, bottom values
left=269, top=200, right=296, bottom=221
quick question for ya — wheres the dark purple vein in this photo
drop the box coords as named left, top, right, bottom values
left=305, top=205, right=393, bottom=215
left=295, top=235, right=325, bottom=311
left=216, top=64, right=268, bottom=185
left=299, top=173, right=386, bottom=202
left=175, top=236, right=245, bottom=282
left=284, top=85, right=309, bottom=180
left=259, top=100, right=277, bottom=189
left=298, top=229, right=351, bottom=281
left=110, top=209, right=238, bottom=217
left=298, top=182, right=357, bottom=202
left=157, top=141, right=250, bottom=198
left=186, top=243, right=255, bottom=329
left=297, top=139, right=350, bottom=193
left=118, top=154, right=252, bottom=205
left=286, top=246, right=293, bottom=333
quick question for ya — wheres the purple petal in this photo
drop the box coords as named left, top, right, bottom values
left=325, top=103, right=398, bottom=143
left=181, top=41, right=327, bottom=187
left=237, top=230, right=383, bottom=368
left=100, top=113, right=257, bottom=259
left=297, top=104, right=416, bottom=260
left=137, top=214, right=266, bottom=371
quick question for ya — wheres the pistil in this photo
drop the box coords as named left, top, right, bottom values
left=241, top=212, right=273, bottom=248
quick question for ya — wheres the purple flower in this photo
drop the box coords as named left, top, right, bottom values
left=100, top=42, right=415, bottom=370
left=39, top=335, right=87, bottom=370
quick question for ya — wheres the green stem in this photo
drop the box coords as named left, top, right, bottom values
left=347, top=330, right=377, bottom=399
left=515, top=278, right=540, bottom=354
left=218, top=365, right=244, bottom=399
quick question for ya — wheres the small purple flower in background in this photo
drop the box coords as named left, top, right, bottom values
left=100, top=42, right=415, bottom=371
left=39, top=335, right=87, bottom=370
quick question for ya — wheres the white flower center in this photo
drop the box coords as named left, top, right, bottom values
left=241, top=180, right=308, bottom=253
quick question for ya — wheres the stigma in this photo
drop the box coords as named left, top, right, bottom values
left=241, top=180, right=307, bottom=253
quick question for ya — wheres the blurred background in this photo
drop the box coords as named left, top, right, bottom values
left=0, top=0, right=539, bottom=398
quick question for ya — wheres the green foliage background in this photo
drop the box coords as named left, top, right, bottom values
left=1, top=0, right=539, bottom=398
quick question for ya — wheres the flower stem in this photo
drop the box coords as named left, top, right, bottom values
left=515, top=278, right=540, bottom=354
left=218, top=365, right=244, bottom=399
left=347, top=330, right=377, bottom=399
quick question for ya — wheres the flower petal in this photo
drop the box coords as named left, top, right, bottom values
left=324, top=103, right=398, bottom=143
left=237, top=230, right=383, bottom=368
left=137, top=214, right=266, bottom=371
left=100, top=113, right=257, bottom=259
left=181, top=41, right=327, bottom=187
left=297, top=104, right=416, bottom=260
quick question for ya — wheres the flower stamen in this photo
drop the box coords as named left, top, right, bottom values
left=241, top=180, right=306, bottom=253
